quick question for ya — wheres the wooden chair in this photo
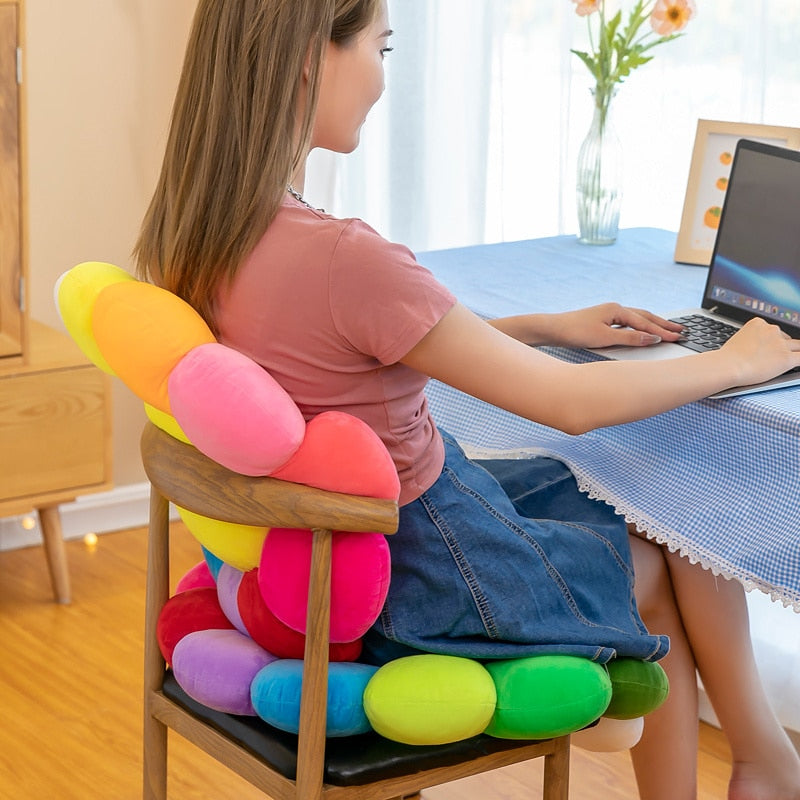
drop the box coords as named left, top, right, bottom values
left=141, top=421, right=571, bottom=800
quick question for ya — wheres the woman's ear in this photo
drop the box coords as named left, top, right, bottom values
left=305, top=38, right=336, bottom=82
left=303, top=36, right=326, bottom=81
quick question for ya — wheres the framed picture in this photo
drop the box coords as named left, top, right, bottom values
left=674, top=119, right=800, bottom=265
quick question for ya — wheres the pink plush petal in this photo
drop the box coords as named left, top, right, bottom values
left=175, top=560, right=217, bottom=593
left=258, top=527, right=391, bottom=643
left=168, top=343, right=305, bottom=475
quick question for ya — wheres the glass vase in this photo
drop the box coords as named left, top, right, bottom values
left=576, top=90, right=622, bottom=245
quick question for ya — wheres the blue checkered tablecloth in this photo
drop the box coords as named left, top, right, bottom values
left=419, top=229, right=800, bottom=610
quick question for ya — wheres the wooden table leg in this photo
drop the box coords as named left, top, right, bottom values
left=37, top=505, right=71, bottom=604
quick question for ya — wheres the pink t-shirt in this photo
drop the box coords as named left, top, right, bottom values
left=214, top=196, right=457, bottom=505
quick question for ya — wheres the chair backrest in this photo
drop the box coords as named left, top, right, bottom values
left=141, top=420, right=400, bottom=799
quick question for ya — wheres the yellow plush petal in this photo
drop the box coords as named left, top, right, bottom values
left=55, top=262, right=135, bottom=373
left=176, top=506, right=268, bottom=572
left=144, top=403, right=191, bottom=444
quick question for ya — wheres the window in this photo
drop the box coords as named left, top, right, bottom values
left=308, top=0, right=800, bottom=253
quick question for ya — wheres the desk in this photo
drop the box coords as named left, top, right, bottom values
left=419, top=228, right=800, bottom=610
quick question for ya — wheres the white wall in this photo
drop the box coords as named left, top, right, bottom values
left=25, top=0, right=197, bottom=487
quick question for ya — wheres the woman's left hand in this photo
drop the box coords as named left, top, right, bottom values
left=531, top=303, right=685, bottom=349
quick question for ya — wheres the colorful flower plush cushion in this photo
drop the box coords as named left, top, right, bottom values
left=164, top=555, right=671, bottom=746
left=57, top=261, right=670, bottom=748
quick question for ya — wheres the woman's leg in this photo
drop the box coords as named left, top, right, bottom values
left=661, top=547, right=800, bottom=800
left=628, top=534, right=700, bottom=800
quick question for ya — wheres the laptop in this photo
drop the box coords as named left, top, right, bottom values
left=588, top=137, right=800, bottom=399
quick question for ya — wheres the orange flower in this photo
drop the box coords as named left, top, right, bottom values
left=650, top=0, right=696, bottom=35
left=571, top=0, right=600, bottom=17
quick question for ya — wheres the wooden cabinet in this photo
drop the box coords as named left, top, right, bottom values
left=0, top=0, right=112, bottom=603
left=0, top=1, right=24, bottom=358
left=0, top=323, right=112, bottom=507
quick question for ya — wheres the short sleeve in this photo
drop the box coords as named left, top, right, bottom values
left=328, top=220, right=457, bottom=364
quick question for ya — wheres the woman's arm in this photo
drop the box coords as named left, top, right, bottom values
left=488, top=303, right=684, bottom=348
left=401, top=302, right=800, bottom=435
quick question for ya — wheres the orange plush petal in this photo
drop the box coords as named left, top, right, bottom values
left=270, top=411, right=400, bottom=500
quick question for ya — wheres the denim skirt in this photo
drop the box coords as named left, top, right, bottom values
left=364, top=432, right=669, bottom=666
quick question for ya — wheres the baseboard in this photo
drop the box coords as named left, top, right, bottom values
left=0, top=483, right=178, bottom=551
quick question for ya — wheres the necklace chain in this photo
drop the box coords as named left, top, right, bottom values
left=286, top=184, right=323, bottom=212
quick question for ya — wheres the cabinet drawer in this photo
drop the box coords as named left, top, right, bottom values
left=0, top=366, right=110, bottom=502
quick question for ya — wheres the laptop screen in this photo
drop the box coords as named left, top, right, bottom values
left=702, top=138, right=800, bottom=335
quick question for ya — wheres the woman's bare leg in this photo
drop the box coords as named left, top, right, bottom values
left=628, top=533, right=700, bottom=800
left=662, top=548, right=800, bottom=800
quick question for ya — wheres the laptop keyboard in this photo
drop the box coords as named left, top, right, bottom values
left=669, top=314, right=739, bottom=353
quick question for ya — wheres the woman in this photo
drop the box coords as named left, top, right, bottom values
left=135, top=1, right=800, bottom=797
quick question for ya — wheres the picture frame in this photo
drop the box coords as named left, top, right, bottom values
left=674, top=119, right=800, bottom=265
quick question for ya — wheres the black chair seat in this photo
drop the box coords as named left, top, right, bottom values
left=162, top=672, right=548, bottom=786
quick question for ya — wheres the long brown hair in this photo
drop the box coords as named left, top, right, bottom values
left=134, top=0, right=380, bottom=329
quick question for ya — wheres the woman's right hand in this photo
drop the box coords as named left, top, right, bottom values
left=402, top=302, right=800, bottom=436
left=718, top=317, right=800, bottom=387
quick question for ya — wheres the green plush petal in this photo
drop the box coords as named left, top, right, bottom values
left=484, top=655, right=612, bottom=739
left=604, top=658, right=669, bottom=720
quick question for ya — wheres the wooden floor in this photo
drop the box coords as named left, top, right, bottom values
left=0, top=523, right=732, bottom=799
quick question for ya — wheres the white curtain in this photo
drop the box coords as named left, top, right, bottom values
left=308, top=0, right=800, bottom=249
left=306, top=0, right=800, bottom=732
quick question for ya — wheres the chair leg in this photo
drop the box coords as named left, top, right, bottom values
left=142, top=489, right=171, bottom=800
left=542, top=736, right=571, bottom=800
left=143, top=712, right=168, bottom=800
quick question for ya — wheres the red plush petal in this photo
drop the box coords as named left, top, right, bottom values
left=270, top=411, right=399, bottom=500
left=156, top=587, right=234, bottom=664
left=237, top=570, right=361, bottom=661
